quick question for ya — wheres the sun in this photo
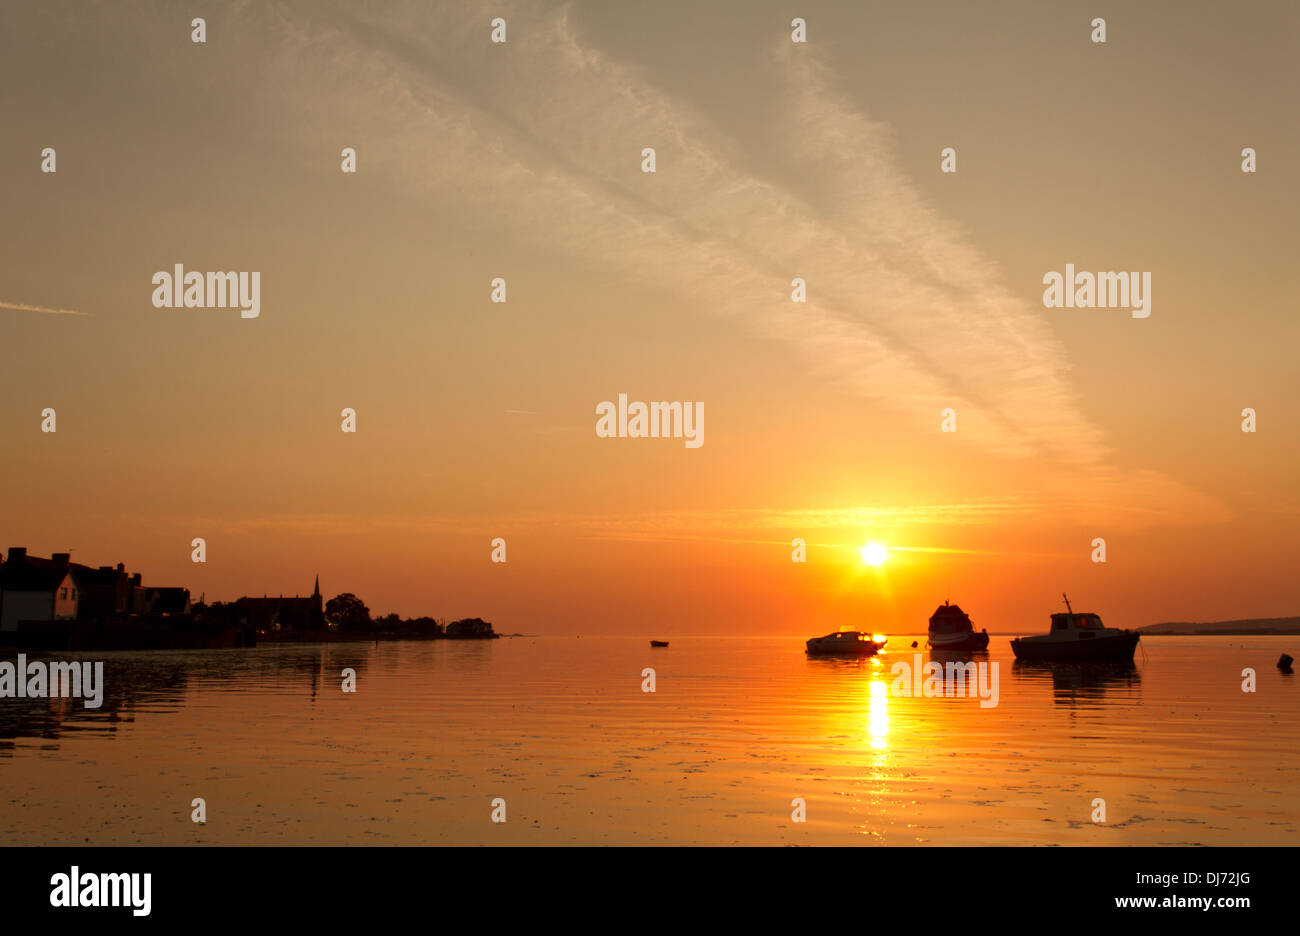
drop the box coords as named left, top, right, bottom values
left=859, top=541, right=889, bottom=567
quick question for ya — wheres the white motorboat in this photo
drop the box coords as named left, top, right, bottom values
left=805, top=628, right=885, bottom=657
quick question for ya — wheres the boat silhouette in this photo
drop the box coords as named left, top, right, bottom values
left=927, top=601, right=989, bottom=650
left=1010, top=594, right=1139, bottom=663
left=805, top=627, right=885, bottom=657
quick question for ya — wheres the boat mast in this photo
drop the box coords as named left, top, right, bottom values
left=1062, top=592, right=1073, bottom=614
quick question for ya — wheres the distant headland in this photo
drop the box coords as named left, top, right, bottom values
left=1138, top=617, right=1300, bottom=636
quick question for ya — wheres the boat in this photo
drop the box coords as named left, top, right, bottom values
left=928, top=601, right=989, bottom=650
left=1010, top=594, right=1140, bottom=663
left=650, top=640, right=669, bottom=647
left=805, top=627, right=885, bottom=657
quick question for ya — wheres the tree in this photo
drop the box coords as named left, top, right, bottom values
left=325, top=593, right=371, bottom=631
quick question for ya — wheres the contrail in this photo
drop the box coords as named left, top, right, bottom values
left=0, top=300, right=88, bottom=316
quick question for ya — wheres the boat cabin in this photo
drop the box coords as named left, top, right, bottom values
left=1050, top=612, right=1104, bottom=632
left=930, top=602, right=974, bottom=633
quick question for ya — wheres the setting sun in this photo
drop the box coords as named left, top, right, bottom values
left=859, top=542, right=890, bottom=566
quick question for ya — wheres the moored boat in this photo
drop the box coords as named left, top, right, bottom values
left=805, top=628, right=884, bottom=657
left=928, top=601, right=989, bottom=650
left=650, top=640, right=669, bottom=647
left=1010, top=595, right=1139, bottom=663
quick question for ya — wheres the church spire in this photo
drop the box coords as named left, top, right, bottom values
left=312, top=574, right=320, bottom=597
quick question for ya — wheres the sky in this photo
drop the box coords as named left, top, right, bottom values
left=1, top=0, right=1297, bottom=634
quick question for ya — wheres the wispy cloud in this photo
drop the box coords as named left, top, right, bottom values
left=0, top=299, right=88, bottom=316
left=242, top=0, right=1227, bottom=528
left=177, top=487, right=1221, bottom=544
left=258, top=2, right=1067, bottom=452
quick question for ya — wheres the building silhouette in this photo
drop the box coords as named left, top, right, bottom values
left=235, top=576, right=325, bottom=631
left=0, top=546, right=191, bottom=631
left=0, top=548, right=78, bottom=630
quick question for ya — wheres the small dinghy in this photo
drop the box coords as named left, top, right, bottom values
left=650, top=640, right=669, bottom=648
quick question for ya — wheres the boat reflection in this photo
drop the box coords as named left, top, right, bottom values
left=1011, top=659, right=1141, bottom=706
left=926, top=647, right=989, bottom=665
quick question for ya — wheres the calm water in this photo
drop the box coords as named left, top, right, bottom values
left=1, top=636, right=1296, bottom=844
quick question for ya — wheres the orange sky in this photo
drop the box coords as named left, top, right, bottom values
left=2, top=1, right=1297, bottom=633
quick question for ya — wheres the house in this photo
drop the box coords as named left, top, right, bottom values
left=70, top=562, right=133, bottom=621
left=141, top=587, right=191, bottom=616
left=0, top=547, right=79, bottom=631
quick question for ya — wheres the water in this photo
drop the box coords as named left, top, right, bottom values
left=1, top=636, right=1296, bottom=844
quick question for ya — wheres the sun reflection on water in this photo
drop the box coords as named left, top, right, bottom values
left=868, top=678, right=889, bottom=750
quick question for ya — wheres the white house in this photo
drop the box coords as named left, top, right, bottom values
left=0, top=547, right=80, bottom=631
